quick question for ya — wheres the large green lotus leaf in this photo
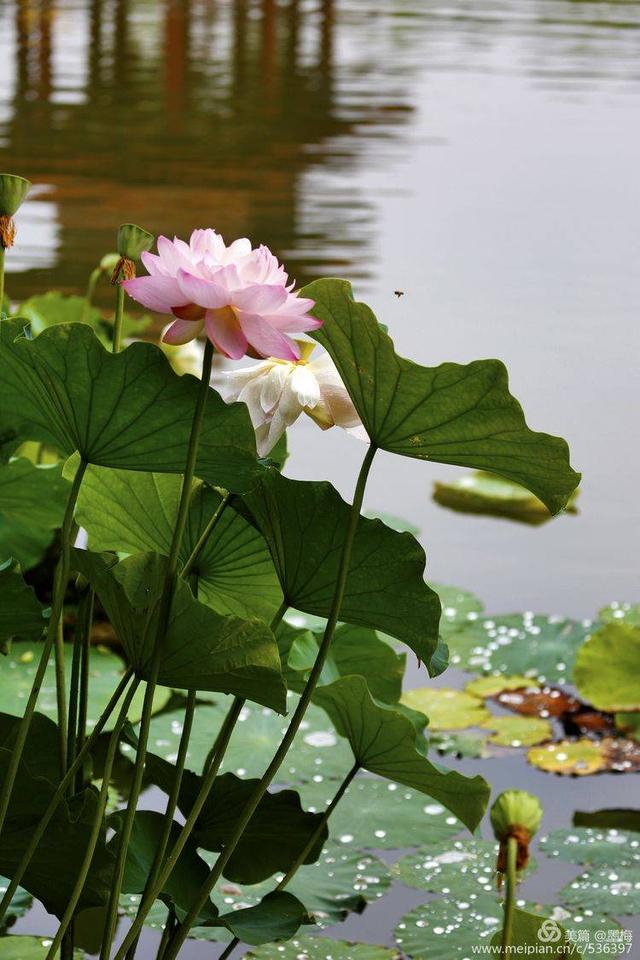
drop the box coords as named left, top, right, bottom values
left=71, top=550, right=285, bottom=711
left=304, top=279, right=579, bottom=514
left=77, top=467, right=282, bottom=621
left=0, top=711, right=62, bottom=785
left=0, top=643, right=169, bottom=732
left=142, top=695, right=355, bottom=784
left=433, top=471, right=578, bottom=526
left=248, top=937, right=399, bottom=960
left=242, top=470, right=440, bottom=661
left=140, top=749, right=328, bottom=884
left=0, top=458, right=69, bottom=568
left=401, top=687, right=490, bottom=730
left=540, top=827, right=640, bottom=867
left=298, top=776, right=463, bottom=851
left=0, top=748, right=114, bottom=917
left=560, top=863, right=640, bottom=915
left=574, top=623, right=640, bottom=712
left=114, top=811, right=309, bottom=943
left=573, top=809, right=640, bottom=833
left=208, top=842, right=391, bottom=930
left=0, top=878, right=32, bottom=933
left=0, top=562, right=47, bottom=650
left=447, top=613, right=594, bottom=683
left=284, top=623, right=405, bottom=704
left=312, top=676, right=489, bottom=831
left=0, top=936, right=83, bottom=959
left=599, top=602, right=640, bottom=627
left=0, top=320, right=260, bottom=491
left=393, top=839, right=526, bottom=894
left=489, top=908, right=569, bottom=956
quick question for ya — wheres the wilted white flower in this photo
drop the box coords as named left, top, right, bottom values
left=221, top=342, right=365, bottom=457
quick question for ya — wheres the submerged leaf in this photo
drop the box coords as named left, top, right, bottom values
left=305, top=278, right=580, bottom=513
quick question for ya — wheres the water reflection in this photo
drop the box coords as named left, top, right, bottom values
left=1, top=0, right=638, bottom=301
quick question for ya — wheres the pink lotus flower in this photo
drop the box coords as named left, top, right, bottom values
left=122, top=229, right=320, bottom=361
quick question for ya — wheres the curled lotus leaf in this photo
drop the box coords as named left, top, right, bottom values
left=433, top=470, right=578, bottom=526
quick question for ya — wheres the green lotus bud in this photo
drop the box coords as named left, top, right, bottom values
left=490, top=790, right=543, bottom=842
left=0, top=174, right=31, bottom=217
left=116, top=223, right=154, bottom=261
left=99, top=252, right=121, bottom=273
left=491, top=789, right=543, bottom=876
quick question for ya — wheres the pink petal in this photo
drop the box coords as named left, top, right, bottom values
left=231, top=283, right=288, bottom=314
left=237, top=313, right=301, bottom=361
left=140, top=251, right=165, bottom=277
left=162, top=318, right=204, bottom=345
left=205, top=309, right=248, bottom=360
left=157, top=235, right=195, bottom=275
left=176, top=269, right=230, bottom=309
left=122, top=276, right=187, bottom=314
left=263, top=312, right=323, bottom=333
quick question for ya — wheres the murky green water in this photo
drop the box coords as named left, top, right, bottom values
left=2, top=1, right=639, bottom=955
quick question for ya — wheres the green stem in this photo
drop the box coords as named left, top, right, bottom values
left=83, top=266, right=102, bottom=322
left=113, top=283, right=125, bottom=353
left=0, top=246, right=6, bottom=314
left=220, top=761, right=360, bottom=960
left=0, top=458, right=87, bottom=839
left=0, top=668, right=134, bottom=925
left=66, top=608, right=85, bottom=783
left=163, top=444, right=377, bottom=960
left=180, top=492, right=230, bottom=580
left=99, top=339, right=215, bottom=960
left=45, top=678, right=142, bottom=960
left=113, top=600, right=289, bottom=960
left=501, top=836, right=518, bottom=954
left=155, top=904, right=177, bottom=960
left=54, top=614, right=68, bottom=776
left=75, top=587, right=95, bottom=791
left=123, top=689, right=197, bottom=960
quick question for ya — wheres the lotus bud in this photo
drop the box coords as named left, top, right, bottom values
left=0, top=174, right=31, bottom=249
left=100, top=252, right=121, bottom=274
left=491, top=789, right=543, bottom=875
left=112, top=223, right=154, bottom=283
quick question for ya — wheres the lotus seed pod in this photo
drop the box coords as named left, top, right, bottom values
left=0, top=174, right=31, bottom=217
left=490, top=790, right=543, bottom=841
left=116, top=223, right=154, bottom=261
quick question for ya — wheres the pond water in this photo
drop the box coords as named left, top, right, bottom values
left=1, top=0, right=639, bottom=956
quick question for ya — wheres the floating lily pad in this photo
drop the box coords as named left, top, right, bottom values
left=0, top=642, right=170, bottom=732
left=400, top=688, right=490, bottom=731
left=599, top=602, right=640, bottom=627
left=481, top=715, right=552, bottom=747
left=573, top=810, right=640, bottom=833
left=144, top=695, right=354, bottom=785
left=615, top=713, right=640, bottom=740
left=0, top=877, right=32, bottom=933
left=209, top=843, right=392, bottom=929
left=432, top=471, right=578, bottom=526
left=394, top=894, right=504, bottom=959
left=447, top=614, right=594, bottom=683
left=392, top=839, right=511, bottom=895
left=528, top=738, right=640, bottom=776
left=560, top=863, right=640, bottom=916
left=299, top=777, right=463, bottom=851
left=430, top=730, right=490, bottom=759
left=493, top=685, right=581, bottom=719
left=522, top=903, right=620, bottom=940
left=248, top=937, right=400, bottom=960
left=0, top=936, right=83, bottom=958
left=574, top=624, right=640, bottom=712
left=540, top=828, right=640, bottom=867
left=465, top=675, right=539, bottom=698
left=432, top=585, right=484, bottom=638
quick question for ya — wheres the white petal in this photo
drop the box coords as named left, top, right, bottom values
left=290, top=365, right=321, bottom=409
left=259, top=363, right=289, bottom=413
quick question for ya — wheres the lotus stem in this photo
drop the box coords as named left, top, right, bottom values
left=501, top=836, right=518, bottom=954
